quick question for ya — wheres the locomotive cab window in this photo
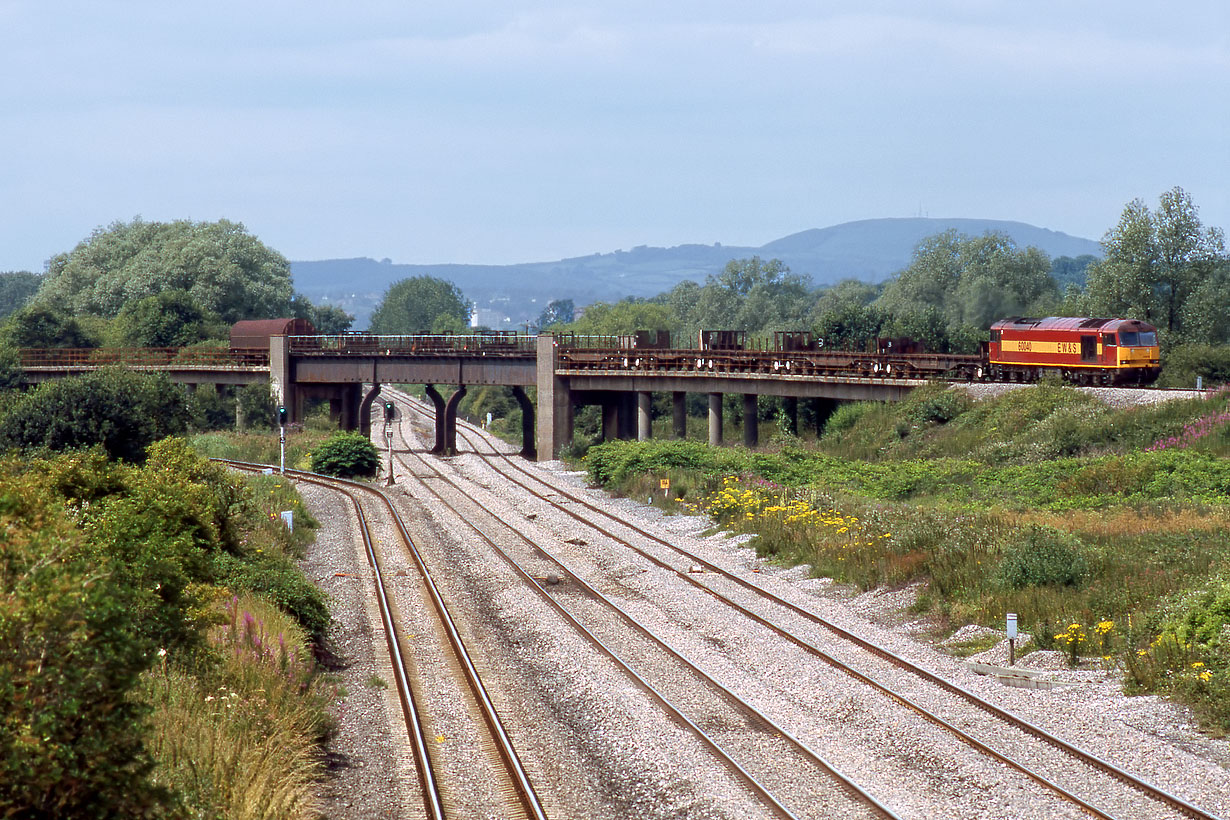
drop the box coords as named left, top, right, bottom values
left=1139, top=331, right=1157, bottom=346
left=1120, top=331, right=1139, bottom=346
left=989, top=330, right=1001, bottom=343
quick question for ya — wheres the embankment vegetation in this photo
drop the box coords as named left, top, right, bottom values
left=582, top=384, right=1230, bottom=731
left=0, top=431, right=333, bottom=817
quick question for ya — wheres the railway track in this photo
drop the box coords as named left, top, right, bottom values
left=223, top=461, right=548, bottom=820
left=389, top=391, right=1224, bottom=820
left=384, top=410, right=900, bottom=820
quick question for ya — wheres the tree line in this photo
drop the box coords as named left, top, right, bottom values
left=1, top=187, right=1224, bottom=371
left=541, top=187, right=1228, bottom=357
left=0, top=217, right=353, bottom=350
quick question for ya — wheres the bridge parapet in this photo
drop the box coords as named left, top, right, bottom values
left=20, top=347, right=269, bottom=370
left=288, top=333, right=536, bottom=357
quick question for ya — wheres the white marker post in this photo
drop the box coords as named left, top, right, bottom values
left=277, top=405, right=288, bottom=474
left=1007, top=612, right=1018, bottom=666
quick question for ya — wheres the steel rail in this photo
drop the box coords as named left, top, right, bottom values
left=221, top=460, right=547, bottom=820
left=400, top=395, right=1221, bottom=820
left=396, top=407, right=1123, bottom=819
left=223, top=461, right=445, bottom=820
left=387, top=421, right=895, bottom=820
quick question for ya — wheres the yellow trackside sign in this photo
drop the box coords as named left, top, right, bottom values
left=660, top=478, right=670, bottom=489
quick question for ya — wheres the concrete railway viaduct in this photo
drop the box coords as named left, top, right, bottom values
left=18, top=329, right=926, bottom=461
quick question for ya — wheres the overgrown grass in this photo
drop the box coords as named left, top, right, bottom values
left=143, top=594, right=331, bottom=820
left=189, top=430, right=329, bottom=473
left=582, top=383, right=1230, bottom=730
left=0, top=439, right=333, bottom=816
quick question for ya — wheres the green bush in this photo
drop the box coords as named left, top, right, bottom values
left=1159, top=343, right=1230, bottom=389
left=310, top=431, right=379, bottom=478
left=823, top=401, right=874, bottom=437
left=211, top=551, right=330, bottom=640
left=904, top=384, right=970, bottom=426
left=585, top=439, right=750, bottom=487
left=0, top=368, right=190, bottom=462
left=997, top=525, right=1089, bottom=589
left=1162, top=575, right=1230, bottom=651
left=236, top=383, right=277, bottom=431
left=0, top=485, right=169, bottom=817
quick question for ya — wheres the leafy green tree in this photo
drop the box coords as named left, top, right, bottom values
left=0, top=272, right=40, bottom=321
left=734, top=277, right=814, bottom=332
left=950, top=234, right=1056, bottom=328
left=561, top=299, right=674, bottom=336
left=813, top=303, right=887, bottom=351
left=876, top=231, right=963, bottom=318
left=291, top=293, right=353, bottom=335
left=536, top=298, right=575, bottom=329
left=1086, top=188, right=1227, bottom=339
left=690, top=282, right=739, bottom=329
left=1, top=304, right=97, bottom=348
left=809, top=280, right=884, bottom=349
left=236, top=383, right=277, bottom=431
left=369, top=275, right=470, bottom=334
left=663, top=279, right=703, bottom=338
left=33, top=218, right=295, bottom=323
left=430, top=312, right=469, bottom=334
left=0, top=347, right=21, bottom=390
left=1049, top=255, right=1098, bottom=291
left=878, top=230, right=1056, bottom=333
left=0, top=369, right=190, bottom=462
left=186, top=383, right=235, bottom=431
left=712, top=256, right=797, bottom=295
left=107, top=289, right=217, bottom=348
left=1182, top=260, right=1230, bottom=343
left=310, top=431, right=379, bottom=478
left=687, top=257, right=815, bottom=333
left=880, top=306, right=951, bottom=352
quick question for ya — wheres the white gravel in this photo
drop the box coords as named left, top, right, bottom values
left=953, top=382, right=1211, bottom=407
left=296, top=482, right=420, bottom=820
left=300, top=392, right=1230, bottom=819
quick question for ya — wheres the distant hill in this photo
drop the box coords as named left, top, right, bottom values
left=292, top=218, right=1101, bottom=329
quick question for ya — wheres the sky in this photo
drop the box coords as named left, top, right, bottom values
left=1, top=1, right=1227, bottom=273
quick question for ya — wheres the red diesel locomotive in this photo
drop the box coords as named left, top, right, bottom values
left=987, top=317, right=1160, bottom=385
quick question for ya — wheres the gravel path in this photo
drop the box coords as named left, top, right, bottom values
left=300, top=394, right=1230, bottom=819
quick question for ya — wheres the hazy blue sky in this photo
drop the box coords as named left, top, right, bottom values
left=2, top=1, right=1226, bottom=272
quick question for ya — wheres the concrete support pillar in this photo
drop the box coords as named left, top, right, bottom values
left=618, top=392, right=637, bottom=440
left=359, top=384, right=382, bottom=436
left=268, top=334, right=296, bottom=422
left=708, top=392, right=723, bottom=446
left=637, top=391, right=652, bottom=441
left=511, top=386, right=536, bottom=460
left=602, top=398, right=620, bottom=442
left=536, top=335, right=572, bottom=460
left=444, top=386, right=467, bottom=456
left=782, top=397, right=798, bottom=437
left=743, top=394, right=759, bottom=448
left=672, top=392, right=687, bottom=439
left=339, top=383, right=362, bottom=431
left=424, top=384, right=447, bottom=454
